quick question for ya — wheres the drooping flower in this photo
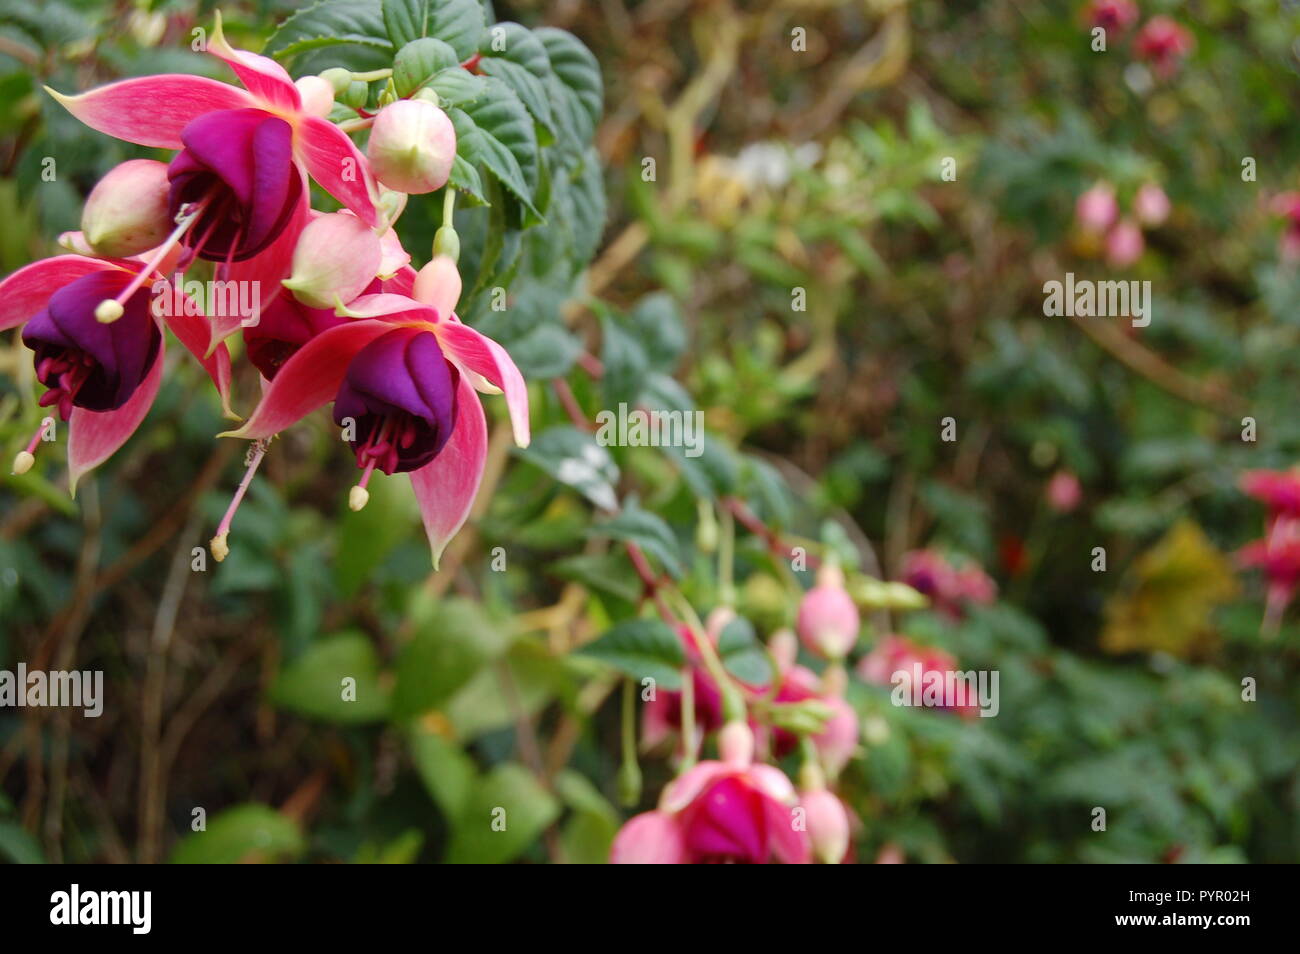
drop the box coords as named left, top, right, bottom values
left=898, top=549, right=996, bottom=619
left=610, top=722, right=810, bottom=864
left=2, top=252, right=231, bottom=489
left=45, top=12, right=380, bottom=347
left=857, top=634, right=980, bottom=719
left=217, top=255, right=528, bottom=567
left=1237, top=515, right=1300, bottom=634
left=1271, top=193, right=1300, bottom=261
left=1134, top=16, right=1193, bottom=78
left=800, top=787, right=851, bottom=864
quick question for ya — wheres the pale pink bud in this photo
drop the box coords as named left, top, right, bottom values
left=81, top=159, right=172, bottom=257
left=1075, top=182, right=1118, bottom=234
left=801, top=789, right=850, bottom=864
left=413, top=254, right=463, bottom=317
left=367, top=100, right=456, bottom=194
left=1134, top=183, right=1170, bottom=227
left=282, top=212, right=383, bottom=309
left=1046, top=470, right=1082, bottom=513
left=1105, top=219, right=1144, bottom=267
left=768, top=628, right=798, bottom=672
left=295, top=76, right=335, bottom=119
left=796, top=565, right=860, bottom=660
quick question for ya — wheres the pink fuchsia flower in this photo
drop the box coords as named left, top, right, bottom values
left=898, top=549, right=996, bottom=619
left=217, top=255, right=528, bottom=567
left=281, top=212, right=387, bottom=310
left=367, top=100, right=457, bottom=195
left=610, top=722, right=811, bottom=864
left=640, top=611, right=740, bottom=754
left=1105, top=218, right=1144, bottom=267
left=761, top=658, right=859, bottom=776
left=1237, top=515, right=1300, bottom=633
left=795, top=564, right=860, bottom=660
left=857, top=634, right=980, bottom=719
left=45, top=13, right=380, bottom=346
left=1046, top=470, right=1082, bottom=513
left=1076, top=182, right=1118, bottom=234
left=1270, top=193, right=1300, bottom=261
left=1134, top=16, right=1193, bottom=78
left=1133, top=183, right=1171, bottom=227
left=2, top=253, right=231, bottom=489
left=1240, top=469, right=1300, bottom=517
left=80, top=160, right=173, bottom=258
left=1085, top=0, right=1138, bottom=32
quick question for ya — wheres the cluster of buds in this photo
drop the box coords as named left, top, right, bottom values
left=3, top=13, right=528, bottom=568
left=1075, top=181, right=1170, bottom=267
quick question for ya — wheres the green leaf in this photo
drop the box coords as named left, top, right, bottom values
left=409, top=727, right=476, bottom=819
left=170, top=805, right=304, bottom=864
left=391, top=599, right=510, bottom=718
left=452, top=77, right=540, bottom=219
left=663, top=434, right=739, bottom=501
left=555, top=770, right=619, bottom=864
left=382, top=0, right=485, bottom=61
left=627, top=293, right=687, bottom=371
left=503, top=322, right=583, bottom=379
left=550, top=551, right=642, bottom=603
left=578, top=618, right=685, bottom=688
left=716, top=616, right=773, bottom=685
left=0, top=821, right=42, bottom=864
left=601, top=313, right=650, bottom=408
left=270, top=631, right=390, bottom=724
left=428, top=66, right=489, bottom=107
left=445, top=763, right=560, bottom=863
left=478, top=22, right=555, bottom=136
left=589, top=498, right=684, bottom=578
left=534, top=27, right=602, bottom=149
left=266, top=0, right=392, bottom=62
left=392, top=36, right=460, bottom=96
left=517, top=426, right=620, bottom=511
left=449, top=154, right=487, bottom=203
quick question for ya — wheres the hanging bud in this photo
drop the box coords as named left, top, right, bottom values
left=282, top=212, right=384, bottom=309
left=433, top=224, right=460, bottom=263
left=413, top=254, right=463, bottom=318
left=81, top=159, right=172, bottom=258
left=367, top=99, right=456, bottom=195
left=796, top=564, right=861, bottom=660
left=294, top=75, right=335, bottom=118
left=717, top=720, right=754, bottom=767
left=800, top=788, right=850, bottom=864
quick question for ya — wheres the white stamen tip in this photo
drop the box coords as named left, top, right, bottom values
left=349, top=485, right=370, bottom=512
left=210, top=533, right=229, bottom=563
left=11, top=451, right=34, bottom=475
left=95, top=299, right=124, bottom=323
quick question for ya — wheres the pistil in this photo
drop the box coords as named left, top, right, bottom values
left=211, top=438, right=270, bottom=562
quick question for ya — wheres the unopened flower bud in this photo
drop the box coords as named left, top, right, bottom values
left=81, top=159, right=171, bottom=257
left=1134, top=183, right=1170, bottom=227
left=367, top=100, right=456, bottom=195
left=1075, top=182, right=1118, bottom=234
left=433, top=225, right=460, bottom=263
left=718, top=720, right=754, bottom=766
left=282, top=212, right=383, bottom=309
left=295, top=76, right=335, bottom=118
left=319, top=68, right=352, bottom=95
left=1105, top=219, right=1144, bottom=268
left=801, top=788, right=850, bottom=864
left=796, top=564, right=861, bottom=659
left=413, top=255, right=463, bottom=318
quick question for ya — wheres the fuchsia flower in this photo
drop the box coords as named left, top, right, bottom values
left=611, top=722, right=810, bottom=864
left=45, top=13, right=380, bottom=348
left=1105, top=218, right=1144, bottom=267
left=1133, top=183, right=1171, bottom=227
left=795, top=563, right=861, bottom=660
left=367, top=100, right=457, bottom=195
left=217, top=255, right=528, bottom=567
left=1241, top=469, right=1300, bottom=516
left=800, top=787, right=851, bottom=865
left=1134, top=16, right=1193, bottom=78
left=1085, top=0, right=1138, bottom=32
left=857, top=634, right=980, bottom=719
left=1, top=249, right=232, bottom=489
left=1076, top=182, right=1118, bottom=235
left=898, top=549, right=996, bottom=619
left=1046, top=470, right=1082, bottom=513
left=1239, top=469, right=1300, bottom=630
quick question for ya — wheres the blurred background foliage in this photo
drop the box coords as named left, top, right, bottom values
left=1, top=0, right=1298, bottom=863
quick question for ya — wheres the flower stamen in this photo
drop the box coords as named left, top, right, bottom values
left=211, top=438, right=269, bottom=562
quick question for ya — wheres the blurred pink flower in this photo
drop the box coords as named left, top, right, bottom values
left=796, top=564, right=860, bottom=660
left=1047, top=470, right=1083, bottom=513
left=1134, top=183, right=1171, bottom=226
left=1105, top=219, right=1144, bottom=267
left=1241, top=469, right=1300, bottom=517
left=1135, top=16, right=1193, bottom=78
left=899, top=549, right=997, bottom=619
left=1076, top=182, right=1119, bottom=234
left=857, top=634, right=981, bottom=719
left=1085, top=0, right=1139, bottom=32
